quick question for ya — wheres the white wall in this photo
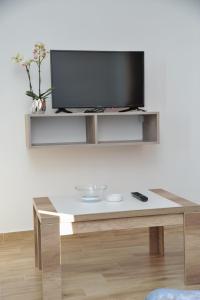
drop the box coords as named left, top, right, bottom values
left=0, top=0, right=200, bottom=233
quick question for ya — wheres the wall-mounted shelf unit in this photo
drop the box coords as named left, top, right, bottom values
left=25, top=111, right=159, bottom=148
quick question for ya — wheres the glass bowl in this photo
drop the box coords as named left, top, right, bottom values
left=75, top=185, right=107, bottom=202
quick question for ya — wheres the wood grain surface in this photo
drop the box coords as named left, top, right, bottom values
left=184, top=212, right=200, bottom=284
left=1, top=227, right=200, bottom=300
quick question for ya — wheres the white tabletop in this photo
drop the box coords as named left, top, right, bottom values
left=50, top=190, right=181, bottom=222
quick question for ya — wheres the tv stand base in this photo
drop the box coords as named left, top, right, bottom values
left=119, top=107, right=146, bottom=113
left=55, top=108, right=72, bottom=114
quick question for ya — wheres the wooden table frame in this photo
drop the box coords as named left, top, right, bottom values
left=33, top=189, right=200, bottom=300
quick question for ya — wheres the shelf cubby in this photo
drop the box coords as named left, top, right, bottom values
left=97, top=114, right=143, bottom=144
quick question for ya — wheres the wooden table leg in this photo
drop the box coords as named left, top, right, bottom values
left=40, top=217, right=62, bottom=300
left=37, top=218, right=42, bottom=270
left=33, top=207, right=39, bottom=268
left=184, top=212, right=200, bottom=284
left=33, top=207, right=42, bottom=270
left=149, top=226, right=164, bottom=256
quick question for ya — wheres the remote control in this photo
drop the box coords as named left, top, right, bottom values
left=131, top=192, right=148, bottom=202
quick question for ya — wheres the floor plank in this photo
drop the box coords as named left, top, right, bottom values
left=1, top=227, right=200, bottom=300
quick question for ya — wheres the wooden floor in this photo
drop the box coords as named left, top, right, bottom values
left=0, top=227, right=200, bottom=300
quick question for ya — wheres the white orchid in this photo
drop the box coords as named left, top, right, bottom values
left=12, top=43, right=52, bottom=101
left=12, top=53, right=23, bottom=64
left=33, top=43, right=47, bottom=61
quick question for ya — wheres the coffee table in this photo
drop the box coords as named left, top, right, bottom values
left=33, top=189, right=200, bottom=300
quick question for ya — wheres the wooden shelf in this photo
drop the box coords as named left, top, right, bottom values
left=25, top=111, right=159, bottom=148
left=98, top=140, right=158, bottom=145
left=31, top=142, right=87, bottom=147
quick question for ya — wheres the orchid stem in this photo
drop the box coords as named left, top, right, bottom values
left=38, top=57, right=41, bottom=98
left=25, top=66, right=34, bottom=99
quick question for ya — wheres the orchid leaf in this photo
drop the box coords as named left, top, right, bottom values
left=26, top=91, right=39, bottom=99
left=42, top=91, right=52, bottom=98
left=40, top=87, right=53, bottom=97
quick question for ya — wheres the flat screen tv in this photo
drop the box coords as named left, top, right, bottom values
left=50, top=50, right=144, bottom=109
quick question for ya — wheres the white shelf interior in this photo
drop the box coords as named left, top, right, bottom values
left=97, top=115, right=143, bottom=143
left=31, top=116, right=87, bottom=145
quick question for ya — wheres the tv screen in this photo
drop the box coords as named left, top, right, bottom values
left=50, top=50, right=144, bottom=109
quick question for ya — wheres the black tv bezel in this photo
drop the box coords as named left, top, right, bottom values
left=50, top=50, right=145, bottom=109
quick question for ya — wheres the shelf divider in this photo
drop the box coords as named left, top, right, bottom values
left=86, top=115, right=98, bottom=144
